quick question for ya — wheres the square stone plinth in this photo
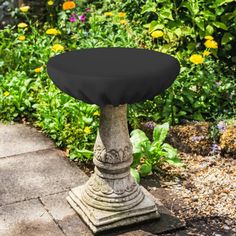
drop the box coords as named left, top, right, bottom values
left=67, top=186, right=160, bottom=233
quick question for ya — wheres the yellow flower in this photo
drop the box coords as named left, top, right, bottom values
left=52, top=44, right=64, bottom=52
left=151, top=30, right=164, bottom=38
left=19, top=6, right=30, bottom=13
left=204, top=35, right=214, bottom=40
left=120, top=19, right=127, bottom=25
left=93, top=111, right=100, bottom=116
left=46, top=28, right=61, bottom=35
left=189, top=54, right=204, bottom=64
left=18, top=22, right=28, bottom=28
left=203, top=51, right=211, bottom=56
left=118, top=12, right=126, bottom=18
left=47, top=1, right=54, bottom=5
left=204, top=39, right=218, bottom=49
left=63, top=1, right=76, bottom=10
left=18, top=35, right=26, bottom=41
left=3, top=91, right=10, bottom=97
left=34, top=67, right=42, bottom=73
left=104, top=12, right=113, bottom=17
left=84, top=126, right=91, bottom=134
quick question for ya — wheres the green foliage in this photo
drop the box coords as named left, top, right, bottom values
left=121, top=0, right=236, bottom=63
left=129, top=59, right=236, bottom=125
left=130, top=123, right=183, bottom=179
left=0, top=0, right=235, bottom=163
left=33, top=80, right=99, bottom=161
left=130, top=167, right=140, bottom=184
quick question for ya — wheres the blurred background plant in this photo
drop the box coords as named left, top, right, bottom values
left=0, top=0, right=235, bottom=163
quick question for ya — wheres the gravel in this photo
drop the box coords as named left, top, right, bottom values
left=157, top=152, right=236, bottom=235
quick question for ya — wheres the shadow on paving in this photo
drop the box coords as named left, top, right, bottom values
left=3, top=220, right=64, bottom=236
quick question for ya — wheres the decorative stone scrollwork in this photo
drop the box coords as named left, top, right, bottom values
left=94, top=144, right=132, bottom=164
left=87, top=174, right=137, bottom=195
left=79, top=105, right=144, bottom=211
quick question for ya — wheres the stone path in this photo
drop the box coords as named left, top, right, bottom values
left=0, top=123, right=183, bottom=236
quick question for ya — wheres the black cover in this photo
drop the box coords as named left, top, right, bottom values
left=47, top=47, right=180, bottom=106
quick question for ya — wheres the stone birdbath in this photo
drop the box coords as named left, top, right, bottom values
left=47, top=48, right=180, bottom=233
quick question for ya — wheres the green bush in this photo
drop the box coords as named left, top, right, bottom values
left=130, top=122, right=183, bottom=182
left=0, top=0, right=235, bottom=164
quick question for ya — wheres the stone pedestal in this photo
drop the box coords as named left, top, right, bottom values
left=67, top=104, right=160, bottom=233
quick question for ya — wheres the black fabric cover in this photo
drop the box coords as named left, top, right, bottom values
left=47, top=47, right=180, bottom=106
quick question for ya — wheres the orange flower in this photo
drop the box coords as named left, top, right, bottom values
left=63, top=1, right=76, bottom=10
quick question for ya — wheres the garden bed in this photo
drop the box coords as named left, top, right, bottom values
left=140, top=121, right=236, bottom=157
left=73, top=150, right=236, bottom=235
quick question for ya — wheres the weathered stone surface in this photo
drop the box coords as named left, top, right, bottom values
left=0, top=123, right=54, bottom=158
left=67, top=105, right=160, bottom=233
left=40, top=189, right=184, bottom=236
left=0, top=122, right=184, bottom=235
left=0, top=199, right=64, bottom=236
left=0, top=149, right=88, bottom=205
left=41, top=192, right=92, bottom=236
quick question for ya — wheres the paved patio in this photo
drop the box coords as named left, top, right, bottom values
left=0, top=123, right=183, bottom=236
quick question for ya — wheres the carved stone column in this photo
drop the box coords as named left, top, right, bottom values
left=67, top=104, right=159, bottom=233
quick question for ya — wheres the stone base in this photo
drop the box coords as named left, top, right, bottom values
left=67, top=186, right=160, bottom=233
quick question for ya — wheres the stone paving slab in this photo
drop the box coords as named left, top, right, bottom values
left=41, top=190, right=184, bottom=236
left=0, top=199, right=64, bottom=236
left=41, top=192, right=92, bottom=236
left=0, top=149, right=88, bottom=206
left=0, top=123, right=54, bottom=158
left=0, top=122, right=184, bottom=235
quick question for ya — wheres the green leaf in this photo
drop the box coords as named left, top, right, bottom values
left=221, top=32, right=233, bottom=45
left=159, top=8, right=174, bottom=21
left=153, top=122, right=169, bottom=144
left=213, top=22, right=228, bottom=30
left=148, top=21, right=164, bottom=33
left=192, top=112, right=204, bottom=121
left=206, top=25, right=214, bottom=35
left=166, top=158, right=184, bottom=167
left=182, top=2, right=199, bottom=15
left=215, top=0, right=234, bottom=7
left=132, top=153, right=142, bottom=168
left=74, top=149, right=93, bottom=158
left=130, top=168, right=140, bottom=184
left=162, top=143, right=178, bottom=159
left=130, top=129, right=150, bottom=154
left=139, top=163, right=152, bottom=177
left=141, top=1, right=157, bottom=14
left=195, top=17, right=205, bottom=31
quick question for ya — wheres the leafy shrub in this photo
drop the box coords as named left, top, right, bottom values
left=130, top=123, right=183, bottom=181
left=128, top=58, right=236, bottom=125
left=0, top=0, right=235, bottom=164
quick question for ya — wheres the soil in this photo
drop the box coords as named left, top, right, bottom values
left=77, top=152, right=236, bottom=236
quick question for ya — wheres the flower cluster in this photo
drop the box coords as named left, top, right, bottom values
left=52, top=44, right=64, bottom=52
left=217, top=121, right=227, bottom=133
left=151, top=30, right=164, bottom=39
left=18, top=22, right=28, bottom=28
left=210, top=143, right=220, bottom=154
left=18, top=35, right=26, bottom=41
left=34, top=67, right=42, bottom=73
left=189, top=35, right=218, bottom=64
left=84, top=126, right=91, bottom=134
left=204, top=36, right=218, bottom=49
left=46, top=28, right=61, bottom=35
left=103, top=11, right=127, bottom=25
left=189, top=54, right=204, bottom=64
left=19, top=6, right=30, bottom=13
left=48, top=1, right=54, bottom=6
left=63, top=1, right=76, bottom=10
